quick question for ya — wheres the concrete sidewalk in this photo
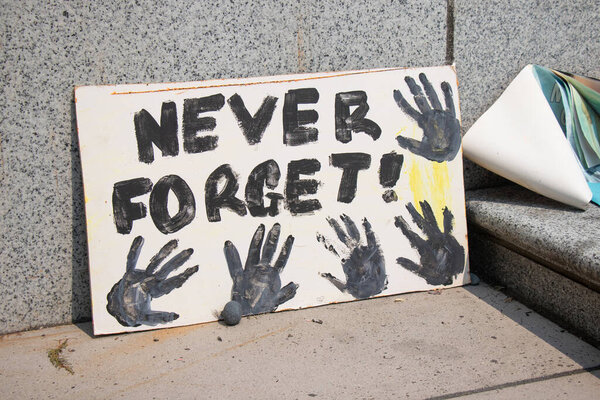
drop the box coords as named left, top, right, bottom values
left=1, top=283, right=599, bottom=399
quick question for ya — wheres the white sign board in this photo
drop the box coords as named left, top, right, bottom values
left=75, top=66, right=469, bottom=335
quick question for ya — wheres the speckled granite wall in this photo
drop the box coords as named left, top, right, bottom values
left=454, top=0, right=600, bottom=190
left=455, top=0, right=600, bottom=131
left=0, top=0, right=448, bottom=334
left=4, top=0, right=598, bottom=335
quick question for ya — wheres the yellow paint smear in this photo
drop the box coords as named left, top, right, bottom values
left=407, top=157, right=451, bottom=230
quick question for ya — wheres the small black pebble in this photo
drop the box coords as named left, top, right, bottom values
left=153, top=338, right=159, bottom=342
left=312, top=319, right=323, bottom=324
left=221, top=301, right=242, bottom=326
left=217, top=336, right=222, bottom=342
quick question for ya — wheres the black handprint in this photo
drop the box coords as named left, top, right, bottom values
left=106, top=236, right=199, bottom=327
left=394, top=201, right=465, bottom=286
left=393, top=73, right=461, bottom=162
left=317, top=215, right=386, bottom=299
left=224, top=223, right=298, bottom=316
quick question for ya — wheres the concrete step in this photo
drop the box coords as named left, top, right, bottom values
left=1, top=284, right=599, bottom=399
left=466, top=185, right=600, bottom=345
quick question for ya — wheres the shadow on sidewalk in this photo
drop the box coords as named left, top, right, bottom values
left=463, top=282, right=600, bottom=369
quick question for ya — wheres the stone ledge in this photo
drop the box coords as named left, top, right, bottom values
left=466, top=185, right=600, bottom=293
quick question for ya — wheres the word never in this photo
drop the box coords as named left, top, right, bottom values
left=134, top=89, right=382, bottom=163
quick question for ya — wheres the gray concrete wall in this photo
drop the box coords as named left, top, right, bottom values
left=0, top=0, right=598, bottom=334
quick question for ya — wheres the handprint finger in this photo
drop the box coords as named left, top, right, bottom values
left=316, top=233, right=340, bottom=257
left=419, top=73, right=442, bottom=110
left=394, top=215, right=426, bottom=249
left=224, top=241, right=243, bottom=282
left=393, top=89, right=420, bottom=121
left=142, top=310, right=179, bottom=326
left=151, top=265, right=199, bottom=298
left=327, top=217, right=352, bottom=248
left=396, top=257, right=421, bottom=273
left=275, top=282, right=299, bottom=306
left=246, top=224, right=265, bottom=269
left=340, top=214, right=360, bottom=243
left=396, top=136, right=423, bottom=155
left=146, top=239, right=178, bottom=275
left=441, top=81, right=456, bottom=116
left=405, top=76, right=424, bottom=96
left=404, top=76, right=431, bottom=113
left=405, top=203, right=427, bottom=233
left=274, top=235, right=294, bottom=272
left=320, top=272, right=346, bottom=292
left=126, top=236, right=144, bottom=272
left=261, top=223, right=281, bottom=265
left=362, top=218, right=378, bottom=249
left=154, top=248, right=194, bottom=280
left=419, top=200, right=442, bottom=237
left=443, top=206, right=455, bottom=234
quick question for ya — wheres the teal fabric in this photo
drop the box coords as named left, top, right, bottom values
left=589, top=183, right=600, bottom=206
left=532, top=65, right=600, bottom=207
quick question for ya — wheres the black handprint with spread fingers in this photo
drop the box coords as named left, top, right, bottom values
left=394, top=201, right=465, bottom=286
left=393, top=73, right=461, bottom=162
left=224, top=223, right=298, bottom=316
left=107, top=236, right=199, bottom=327
left=317, top=215, right=387, bottom=299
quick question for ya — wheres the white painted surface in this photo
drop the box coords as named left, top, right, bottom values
left=463, top=65, right=592, bottom=209
left=75, top=66, right=469, bottom=335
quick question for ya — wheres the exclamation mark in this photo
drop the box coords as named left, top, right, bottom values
left=379, top=152, right=404, bottom=203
